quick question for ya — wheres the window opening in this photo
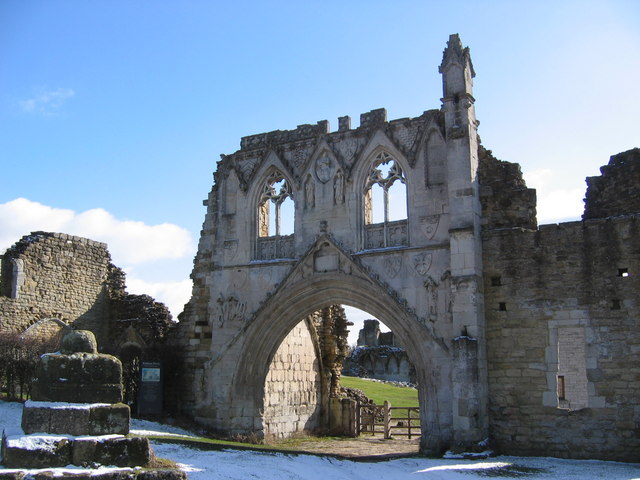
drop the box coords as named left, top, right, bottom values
left=557, top=375, right=566, bottom=400
left=364, top=152, right=408, bottom=248
left=498, top=302, right=507, bottom=311
left=259, top=173, right=293, bottom=237
left=617, top=268, right=629, bottom=277
left=491, top=276, right=502, bottom=286
left=611, top=299, right=621, bottom=310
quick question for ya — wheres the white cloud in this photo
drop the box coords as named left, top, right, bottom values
left=535, top=187, right=585, bottom=225
left=125, top=275, right=193, bottom=321
left=19, top=87, right=75, bottom=115
left=0, top=197, right=195, bottom=318
left=0, top=197, right=193, bottom=266
left=524, top=168, right=585, bottom=224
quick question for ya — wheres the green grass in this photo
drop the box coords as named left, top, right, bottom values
left=340, top=376, right=419, bottom=407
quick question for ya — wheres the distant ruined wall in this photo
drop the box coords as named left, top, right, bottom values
left=0, top=232, right=113, bottom=346
left=263, top=319, right=322, bottom=439
left=482, top=148, right=640, bottom=461
left=344, top=346, right=414, bottom=384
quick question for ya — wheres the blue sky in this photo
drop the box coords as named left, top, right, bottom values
left=1, top=1, right=638, bottom=341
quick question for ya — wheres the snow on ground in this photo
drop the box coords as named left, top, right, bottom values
left=2, top=400, right=639, bottom=479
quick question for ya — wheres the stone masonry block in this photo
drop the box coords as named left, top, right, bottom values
left=32, top=353, right=122, bottom=403
left=72, top=437, right=98, bottom=466
left=94, top=437, right=151, bottom=467
left=2, top=434, right=72, bottom=468
left=89, top=404, right=130, bottom=435
left=21, top=402, right=130, bottom=436
left=20, top=405, right=52, bottom=434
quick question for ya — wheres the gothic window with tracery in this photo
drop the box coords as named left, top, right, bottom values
left=256, top=171, right=295, bottom=260
left=258, top=171, right=294, bottom=237
left=363, top=152, right=408, bottom=248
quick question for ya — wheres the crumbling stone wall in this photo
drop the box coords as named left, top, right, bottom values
left=483, top=214, right=640, bottom=461
left=478, top=146, right=537, bottom=230
left=0, top=232, right=173, bottom=358
left=583, top=148, right=640, bottom=219
left=344, top=346, right=415, bottom=384
left=344, top=319, right=415, bottom=383
left=0, top=232, right=113, bottom=345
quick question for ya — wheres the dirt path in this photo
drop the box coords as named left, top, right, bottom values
left=278, top=435, right=421, bottom=460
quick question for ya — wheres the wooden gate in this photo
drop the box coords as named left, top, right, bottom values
left=356, top=401, right=421, bottom=439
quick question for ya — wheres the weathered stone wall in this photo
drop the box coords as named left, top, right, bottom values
left=0, top=232, right=174, bottom=362
left=584, top=148, right=640, bottom=219
left=0, top=232, right=112, bottom=345
left=483, top=216, right=640, bottom=461
left=263, top=319, right=322, bottom=439
left=478, top=146, right=537, bottom=230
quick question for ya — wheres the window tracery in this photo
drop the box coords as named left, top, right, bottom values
left=256, top=171, right=295, bottom=260
left=258, top=171, right=293, bottom=237
left=363, top=152, right=408, bottom=248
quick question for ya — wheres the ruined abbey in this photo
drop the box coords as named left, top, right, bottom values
left=1, top=34, right=638, bottom=462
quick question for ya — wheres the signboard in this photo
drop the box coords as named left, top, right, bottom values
left=138, top=361, right=162, bottom=415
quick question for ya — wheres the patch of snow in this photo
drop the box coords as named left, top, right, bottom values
left=25, top=400, right=111, bottom=409
left=443, top=449, right=494, bottom=459
left=5, top=434, right=69, bottom=452
left=2, top=400, right=640, bottom=479
left=453, top=335, right=477, bottom=341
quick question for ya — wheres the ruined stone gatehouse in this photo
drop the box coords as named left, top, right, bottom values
left=171, top=34, right=639, bottom=462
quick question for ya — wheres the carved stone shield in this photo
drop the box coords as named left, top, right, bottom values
left=223, top=240, right=238, bottom=261
left=383, top=256, right=402, bottom=278
left=340, top=138, right=358, bottom=165
left=420, top=215, right=440, bottom=240
left=413, top=252, right=433, bottom=276
left=315, top=155, right=334, bottom=184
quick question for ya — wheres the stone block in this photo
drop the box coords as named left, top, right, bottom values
left=72, top=437, right=98, bottom=466
left=137, top=471, right=187, bottom=480
left=49, top=408, right=91, bottom=436
left=2, top=434, right=72, bottom=468
left=21, top=402, right=130, bottom=436
left=94, top=436, right=150, bottom=467
left=89, top=404, right=130, bottom=435
left=0, top=472, right=24, bottom=480
left=20, top=404, right=52, bottom=434
left=32, top=353, right=122, bottom=403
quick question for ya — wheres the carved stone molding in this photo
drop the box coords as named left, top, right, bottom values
left=216, top=295, right=247, bottom=327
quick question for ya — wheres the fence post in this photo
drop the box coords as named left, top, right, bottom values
left=383, top=400, right=391, bottom=439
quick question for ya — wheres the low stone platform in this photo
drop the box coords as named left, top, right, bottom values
left=1, top=431, right=150, bottom=468
left=22, top=401, right=130, bottom=436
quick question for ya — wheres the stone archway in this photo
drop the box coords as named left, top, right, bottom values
left=232, top=266, right=452, bottom=451
left=173, top=35, right=488, bottom=454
